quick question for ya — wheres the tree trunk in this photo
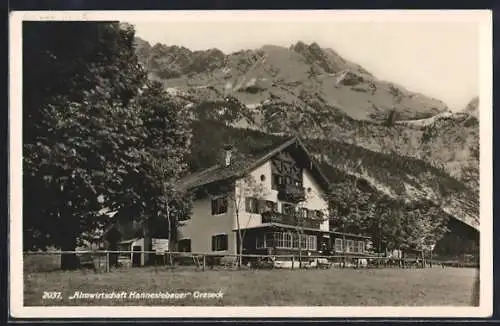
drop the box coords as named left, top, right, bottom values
left=60, top=210, right=79, bottom=270
left=298, top=231, right=302, bottom=269
left=166, top=206, right=173, bottom=266
left=342, top=228, right=346, bottom=268
left=60, top=240, right=79, bottom=270
left=400, top=246, right=404, bottom=268
left=378, top=221, right=382, bottom=254
left=108, top=243, right=119, bottom=268
left=143, top=221, right=152, bottom=266
left=235, top=209, right=242, bottom=268
left=238, top=232, right=243, bottom=268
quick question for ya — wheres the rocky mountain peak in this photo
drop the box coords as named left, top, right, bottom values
left=132, top=36, right=479, bottom=233
left=463, top=96, right=479, bottom=118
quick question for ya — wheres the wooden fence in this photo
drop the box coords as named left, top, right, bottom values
left=23, top=250, right=476, bottom=273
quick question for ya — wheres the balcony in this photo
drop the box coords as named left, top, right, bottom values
left=277, top=184, right=306, bottom=203
left=261, top=211, right=322, bottom=229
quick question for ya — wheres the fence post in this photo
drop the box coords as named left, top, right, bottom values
left=291, top=255, right=295, bottom=270
left=203, top=255, right=206, bottom=271
left=106, top=251, right=110, bottom=272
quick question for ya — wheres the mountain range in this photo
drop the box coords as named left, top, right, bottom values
left=134, top=37, right=480, bottom=231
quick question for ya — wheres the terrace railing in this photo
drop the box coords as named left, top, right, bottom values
left=261, top=211, right=322, bottom=229
left=277, top=184, right=306, bottom=203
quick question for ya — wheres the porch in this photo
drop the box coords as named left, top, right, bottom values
left=234, top=223, right=371, bottom=257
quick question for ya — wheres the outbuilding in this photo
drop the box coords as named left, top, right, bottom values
left=117, top=238, right=169, bottom=267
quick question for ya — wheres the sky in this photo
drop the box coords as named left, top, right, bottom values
left=130, top=12, right=483, bottom=111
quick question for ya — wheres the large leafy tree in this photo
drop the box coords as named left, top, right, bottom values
left=327, top=177, right=373, bottom=236
left=23, top=21, right=192, bottom=269
left=125, top=81, right=193, bottom=264
left=404, top=201, right=449, bottom=255
left=326, top=175, right=449, bottom=257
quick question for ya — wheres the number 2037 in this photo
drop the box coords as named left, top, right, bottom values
left=42, top=291, right=62, bottom=300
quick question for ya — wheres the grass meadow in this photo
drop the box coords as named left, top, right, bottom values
left=24, top=263, right=479, bottom=306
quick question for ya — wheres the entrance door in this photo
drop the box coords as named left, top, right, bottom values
left=132, top=246, right=142, bottom=267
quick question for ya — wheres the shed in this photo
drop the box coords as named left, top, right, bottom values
left=117, top=237, right=169, bottom=267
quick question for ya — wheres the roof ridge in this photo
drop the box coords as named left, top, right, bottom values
left=177, top=135, right=331, bottom=192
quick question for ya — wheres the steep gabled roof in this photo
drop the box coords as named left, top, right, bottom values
left=178, top=136, right=331, bottom=192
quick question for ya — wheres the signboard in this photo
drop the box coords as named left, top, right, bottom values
left=152, top=238, right=169, bottom=254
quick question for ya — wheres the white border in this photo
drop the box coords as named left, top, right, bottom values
left=9, top=10, right=493, bottom=319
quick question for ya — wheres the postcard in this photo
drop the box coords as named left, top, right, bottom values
left=9, top=9, right=493, bottom=319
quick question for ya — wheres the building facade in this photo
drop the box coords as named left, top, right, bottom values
left=177, top=137, right=370, bottom=257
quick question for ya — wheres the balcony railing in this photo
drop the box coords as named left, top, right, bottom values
left=261, top=211, right=322, bottom=229
left=277, top=184, right=306, bottom=203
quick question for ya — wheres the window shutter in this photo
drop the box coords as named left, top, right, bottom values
left=211, top=236, right=216, bottom=251
left=221, top=197, right=228, bottom=213
left=211, top=199, right=216, bottom=215
left=222, top=235, right=228, bottom=250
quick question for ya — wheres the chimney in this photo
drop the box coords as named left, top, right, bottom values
left=222, top=144, right=233, bottom=167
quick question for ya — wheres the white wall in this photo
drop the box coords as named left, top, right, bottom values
left=302, top=169, right=329, bottom=231
left=178, top=195, right=237, bottom=254
left=235, top=161, right=277, bottom=229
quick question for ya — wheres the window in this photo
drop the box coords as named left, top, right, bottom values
left=315, top=210, right=324, bottom=220
left=284, top=233, right=293, bottom=248
left=175, top=209, right=191, bottom=221
left=274, top=232, right=283, bottom=248
left=352, top=241, right=359, bottom=253
left=257, top=232, right=317, bottom=250
left=358, top=241, right=365, bottom=253
left=300, top=234, right=307, bottom=249
left=212, top=234, right=228, bottom=251
left=247, top=198, right=277, bottom=214
left=282, top=203, right=296, bottom=216
left=272, top=174, right=283, bottom=190
left=308, top=235, right=317, bottom=251
left=346, top=240, right=355, bottom=253
left=211, top=197, right=228, bottom=215
left=274, top=232, right=294, bottom=249
left=301, top=208, right=308, bottom=219
left=260, top=174, right=266, bottom=182
left=335, top=238, right=343, bottom=252
left=293, top=234, right=300, bottom=248
left=265, top=233, right=273, bottom=248
left=256, top=234, right=266, bottom=249
left=255, top=233, right=274, bottom=249
left=178, top=239, right=191, bottom=252
left=245, top=197, right=260, bottom=214
left=264, top=200, right=278, bottom=212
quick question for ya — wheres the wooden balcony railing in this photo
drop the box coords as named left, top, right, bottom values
left=261, top=211, right=322, bottom=229
left=277, top=184, right=306, bottom=203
